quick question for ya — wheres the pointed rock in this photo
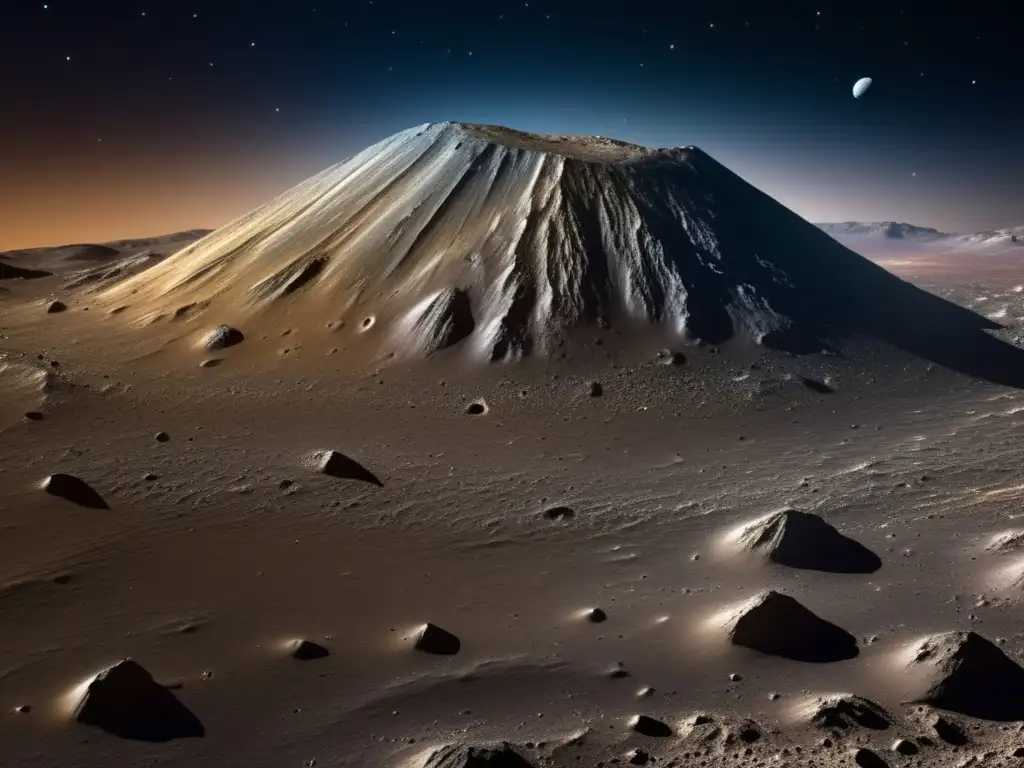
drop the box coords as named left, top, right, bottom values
left=71, top=659, right=204, bottom=741
left=727, top=508, right=880, bottom=573
left=796, top=693, right=891, bottom=731
left=421, top=742, right=533, bottom=768
left=310, top=450, right=382, bottom=486
left=200, top=324, right=244, bottom=351
left=902, top=631, right=1024, bottom=720
left=289, top=639, right=329, bottom=660
left=629, top=714, right=672, bottom=737
left=718, top=590, right=858, bottom=662
left=413, top=623, right=461, bottom=655
left=42, top=473, right=109, bottom=509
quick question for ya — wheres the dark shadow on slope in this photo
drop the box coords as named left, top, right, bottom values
left=655, top=149, right=1024, bottom=389
left=0, top=261, right=53, bottom=280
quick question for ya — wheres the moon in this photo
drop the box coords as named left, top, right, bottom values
left=852, top=77, right=872, bottom=98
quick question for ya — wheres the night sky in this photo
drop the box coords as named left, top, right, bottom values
left=1, top=1, right=1020, bottom=250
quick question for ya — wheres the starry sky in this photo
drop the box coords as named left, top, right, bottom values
left=0, top=1, right=1020, bottom=250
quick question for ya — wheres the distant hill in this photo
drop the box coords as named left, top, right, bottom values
left=816, top=221, right=1023, bottom=252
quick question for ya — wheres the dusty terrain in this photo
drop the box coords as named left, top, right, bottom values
left=2, top=234, right=1024, bottom=768
left=4, top=126, right=1024, bottom=768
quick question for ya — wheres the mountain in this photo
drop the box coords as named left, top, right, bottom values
left=95, top=122, right=1024, bottom=384
left=817, top=221, right=1024, bottom=252
left=816, top=221, right=952, bottom=242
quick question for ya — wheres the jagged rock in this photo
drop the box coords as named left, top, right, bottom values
left=42, top=473, right=109, bottom=509
left=718, top=590, right=858, bottom=662
left=310, top=450, right=382, bottom=486
left=727, top=508, right=880, bottom=573
left=71, top=659, right=204, bottom=741
left=46, top=300, right=67, bottom=313
left=797, top=693, right=891, bottom=731
left=289, top=639, right=329, bottom=660
left=200, top=324, right=244, bottom=351
left=903, top=631, right=1024, bottom=720
left=421, top=742, right=533, bottom=768
left=413, top=623, right=461, bottom=655
left=629, top=715, right=672, bottom=737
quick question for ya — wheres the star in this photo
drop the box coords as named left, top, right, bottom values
left=669, top=43, right=674, bottom=50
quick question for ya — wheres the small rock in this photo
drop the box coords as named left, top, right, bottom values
left=630, top=714, right=672, bottom=737
left=23, top=411, right=43, bottom=421
left=729, top=673, right=742, bottom=682
left=413, top=623, right=460, bottom=655
left=199, top=358, right=223, bottom=368
left=629, top=748, right=650, bottom=765
left=154, top=432, right=170, bottom=443
left=587, top=607, right=607, bottom=623
left=609, top=663, right=629, bottom=679
left=201, top=325, right=244, bottom=351
left=313, top=450, right=382, bottom=486
left=289, top=639, right=329, bottom=660
left=46, top=300, right=67, bottom=314
left=656, top=349, right=686, bottom=366
left=42, top=473, right=109, bottom=509
left=588, top=381, right=603, bottom=397
left=14, top=705, right=31, bottom=714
